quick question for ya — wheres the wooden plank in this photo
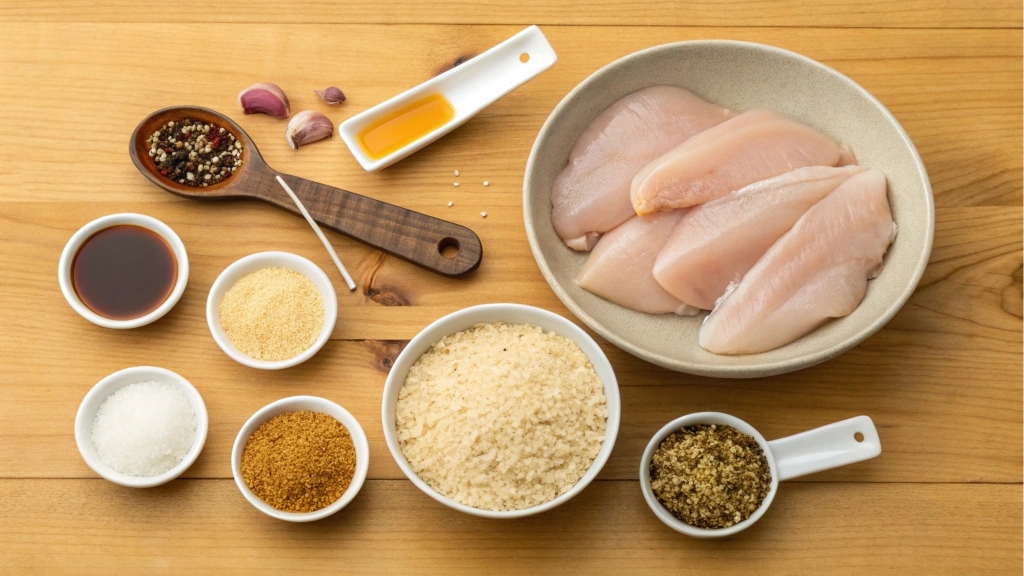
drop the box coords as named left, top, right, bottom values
left=1, top=337, right=1019, bottom=483
left=0, top=25, right=1020, bottom=208
left=1, top=206, right=1019, bottom=482
left=0, top=0, right=1020, bottom=28
left=0, top=479, right=1019, bottom=574
left=0, top=204, right=1016, bottom=333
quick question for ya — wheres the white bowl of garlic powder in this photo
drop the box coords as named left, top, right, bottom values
left=206, top=251, right=337, bottom=370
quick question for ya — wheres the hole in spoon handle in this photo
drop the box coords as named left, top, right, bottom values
left=766, top=415, right=882, bottom=482
left=270, top=174, right=482, bottom=277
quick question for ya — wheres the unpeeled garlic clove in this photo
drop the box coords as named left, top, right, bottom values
left=286, top=110, right=334, bottom=149
left=314, top=86, right=347, bottom=105
left=238, top=82, right=291, bottom=118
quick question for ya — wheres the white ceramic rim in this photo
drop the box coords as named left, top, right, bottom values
left=381, top=303, right=622, bottom=519
left=74, top=366, right=209, bottom=488
left=639, top=412, right=780, bottom=538
left=522, top=39, right=935, bottom=378
left=206, top=251, right=337, bottom=370
left=58, top=213, right=190, bottom=329
left=230, top=395, right=371, bottom=522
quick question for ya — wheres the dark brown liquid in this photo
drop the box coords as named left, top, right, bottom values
left=72, top=225, right=177, bottom=320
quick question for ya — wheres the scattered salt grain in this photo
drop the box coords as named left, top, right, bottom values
left=91, top=381, right=196, bottom=477
left=483, top=181, right=489, bottom=187
left=481, top=211, right=487, bottom=218
left=454, top=182, right=460, bottom=187
left=447, top=201, right=454, bottom=207
left=454, top=170, right=460, bottom=177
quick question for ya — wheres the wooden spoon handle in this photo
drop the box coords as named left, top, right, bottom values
left=268, top=173, right=482, bottom=277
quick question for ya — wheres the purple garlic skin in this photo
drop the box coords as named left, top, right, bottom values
left=238, top=83, right=291, bottom=118
left=286, top=110, right=334, bottom=149
left=315, top=86, right=347, bottom=105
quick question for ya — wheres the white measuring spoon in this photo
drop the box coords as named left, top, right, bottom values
left=339, top=25, right=557, bottom=171
left=640, top=412, right=882, bottom=538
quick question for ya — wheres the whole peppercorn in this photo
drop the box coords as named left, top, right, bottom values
left=149, top=119, right=243, bottom=187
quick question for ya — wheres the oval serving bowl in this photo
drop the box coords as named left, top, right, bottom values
left=381, top=303, right=621, bottom=519
left=523, top=40, right=934, bottom=378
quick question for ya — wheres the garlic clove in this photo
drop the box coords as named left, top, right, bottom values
left=238, top=82, right=291, bottom=118
left=286, top=110, right=334, bottom=149
left=314, top=86, right=347, bottom=105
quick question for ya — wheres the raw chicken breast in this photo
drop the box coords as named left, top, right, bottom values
left=576, top=211, right=699, bottom=316
left=551, top=86, right=733, bottom=250
left=699, top=168, right=896, bottom=355
left=630, top=109, right=848, bottom=215
left=653, top=165, right=867, bottom=310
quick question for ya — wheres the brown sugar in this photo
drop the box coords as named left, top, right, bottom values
left=649, top=424, right=771, bottom=529
left=240, top=411, right=356, bottom=512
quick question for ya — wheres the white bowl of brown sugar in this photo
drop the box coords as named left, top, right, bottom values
left=206, top=251, right=337, bottom=370
left=231, top=395, right=370, bottom=522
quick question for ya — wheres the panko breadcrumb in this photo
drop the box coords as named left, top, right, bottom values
left=396, top=322, right=607, bottom=511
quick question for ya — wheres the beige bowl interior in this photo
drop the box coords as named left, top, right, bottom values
left=523, top=40, right=934, bottom=378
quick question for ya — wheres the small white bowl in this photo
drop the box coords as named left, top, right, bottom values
left=206, top=251, right=337, bottom=370
left=231, top=396, right=370, bottom=522
left=381, top=303, right=621, bottom=519
left=58, top=213, right=189, bottom=329
left=74, top=366, right=209, bottom=488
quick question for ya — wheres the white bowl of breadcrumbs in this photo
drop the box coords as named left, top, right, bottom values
left=207, top=252, right=337, bottom=370
left=382, top=303, right=621, bottom=519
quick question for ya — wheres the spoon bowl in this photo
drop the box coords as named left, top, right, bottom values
left=130, top=106, right=482, bottom=277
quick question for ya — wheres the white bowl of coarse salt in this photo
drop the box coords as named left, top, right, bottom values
left=75, top=366, right=208, bottom=488
left=382, top=303, right=621, bottom=519
left=206, top=251, right=337, bottom=370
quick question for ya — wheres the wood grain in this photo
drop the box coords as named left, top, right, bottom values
left=0, top=26, right=1020, bottom=209
left=0, top=6, right=1021, bottom=575
left=0, top=480, right=1020, bottom=575
left=1, top=204, right=1019, bottom=482
left=0, top=0, right=1020, bottom=28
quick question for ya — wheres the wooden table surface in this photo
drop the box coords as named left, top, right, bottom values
left=1, top=1, right=1021, bottom=573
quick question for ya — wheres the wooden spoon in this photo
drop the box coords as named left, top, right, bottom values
left=129, top=106, right=482, bottom=277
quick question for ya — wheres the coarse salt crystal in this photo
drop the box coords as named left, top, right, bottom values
left=483, top=181, right=489, bottom=187
left=447, top=201, right=454, bottom=207
left=90, top=381, right=196, bottom=477
left=454, top=170, right=460, bottom=176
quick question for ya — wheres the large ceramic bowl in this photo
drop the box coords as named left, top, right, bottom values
left=382, top=303, right=621, bottom=518
left=523, top=40, right=934, bottom=378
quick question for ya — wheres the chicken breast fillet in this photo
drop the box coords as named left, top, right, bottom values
left=576, top=210, right=699, bottom=316
left=551, top=86, right=733, bottom=250
left=699, top=168, right=896, bottom=355
left=653, top=165, right=867, bottom=310
left=630, top=109, right=849, bottom=215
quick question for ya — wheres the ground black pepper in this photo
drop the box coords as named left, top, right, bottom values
left=148, top=119, right=242, bottom=187
left=650, top=424, right=771, bottom=529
